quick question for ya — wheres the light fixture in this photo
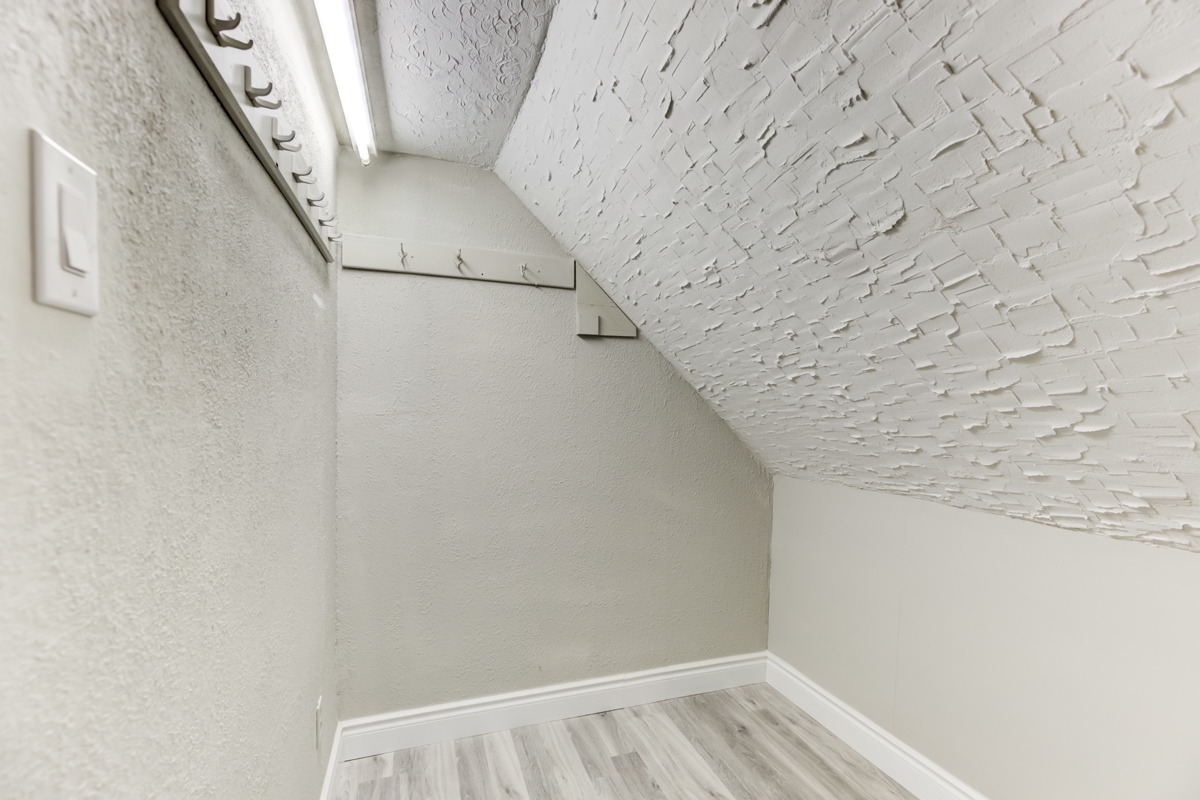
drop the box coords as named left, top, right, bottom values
left=313, top=0, right=375, bottom=165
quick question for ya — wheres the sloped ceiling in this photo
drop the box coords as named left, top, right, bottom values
left=363, top=0, right=556, bottom=166
left=494, top=0, right=1200, bottom=551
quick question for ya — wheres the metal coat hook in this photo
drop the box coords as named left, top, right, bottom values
left=454, top=249, right=466, bottom=273
left=270, top=118, right=301, bottom=151
left=318, top=217, right=337, bottom=228
left=398, top=244, right=409, bottom=269
left=519, top=263, right=539, bottom=287
left=244, top=66, right=281, bottom=109
left=206, top=0, right=252, bottom=49
left=158, top=0, right=332, bottom=262
left=307, top=190, right=327, bottom=208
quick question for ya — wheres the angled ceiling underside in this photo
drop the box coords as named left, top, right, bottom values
left=493, top=0, right=1200, bottom=551
left=359, top=0, right=556, bottom=166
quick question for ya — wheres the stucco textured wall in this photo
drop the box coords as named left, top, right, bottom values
left=336, top=152, right=771, bottom=719
left=770, top=477, right=1200, bottom=800
left=363, top=0, right=557, bottom=165
left=497, top=0, right=1200, bottom=551
left=0, top=1, right=340, bottom=798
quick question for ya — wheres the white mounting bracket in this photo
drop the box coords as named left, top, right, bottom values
left=341, top=234, right=575, bottom=289
left=340, top=233, right=636, bottom=339
left=576, top=263, right=636, bottom=338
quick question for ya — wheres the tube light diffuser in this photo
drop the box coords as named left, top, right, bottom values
left=313, top=0, right=375, bottom=165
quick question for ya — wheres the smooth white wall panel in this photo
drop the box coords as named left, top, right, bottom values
left=770, top=478, right=1200, bottom=800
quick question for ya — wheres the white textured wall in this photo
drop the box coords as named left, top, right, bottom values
left=769, top=477, right=1200, bottom=800
left=0, top=1, right=340, bottom=797
left=497, top=0, right=1200, bottom=551
left=336, top=152, right=771, bottom=718
left=364, top=0, right=556, bottom=165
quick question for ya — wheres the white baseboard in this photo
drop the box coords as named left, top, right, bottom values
left=317, top=718, right=345, bottom=800
left=764, top=653, right=990, bottom=800
left=338, top=652, right=767, bottom=763
left=318, top=651, right=987, bottom=800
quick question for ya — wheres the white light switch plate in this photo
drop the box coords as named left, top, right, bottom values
left=32, top=130, right=99, bottom=316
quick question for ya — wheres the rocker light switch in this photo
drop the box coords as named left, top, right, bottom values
left=32, top=131, right=99, bottom=316
left=60, top=183, right=90, bottom=276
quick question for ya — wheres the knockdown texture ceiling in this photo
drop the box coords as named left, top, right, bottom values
left=496, top=0, right=1200, bottom=551
left=369, top=0, right=556, bottom=166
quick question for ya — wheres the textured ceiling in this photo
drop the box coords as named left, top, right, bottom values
left=496, top=0, right=1200, bottom=551
left=366, top=0, right=556, bottom=166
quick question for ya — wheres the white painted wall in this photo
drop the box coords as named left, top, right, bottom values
left=0, top=2, right=341, bottom=797
left=361, top=0, right=555, bottom=165
left=336, top=151, right=772, bottom=719
left=769, top=478, right=1200, bottom=800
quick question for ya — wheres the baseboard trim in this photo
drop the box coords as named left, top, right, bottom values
left=319, top=651, right=988, bottom=800
left=764, top=653, right=990, bottom=800
left=338, top=652, right=768, bottom=764
left=317, top=719, right=345, bottom=800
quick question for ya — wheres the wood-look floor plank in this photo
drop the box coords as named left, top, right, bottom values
left=704, top=687, right=861, bottom=799
left=368, top=754, right=398, bottom=782
left=610, top=706, right=737, bottom=800
left=541, top=719, right=603, bottom=800
left=509, top=724, right=555, bottom=800
left=609, top=751, right=669, bottom=800
left=701, top=687, right=865, bottom=800
left=358, top=773, right=409, bottom=800
left=740, top=684, right=917, bottom=799
left=481, top=731, right=532, bottom=800
left=658, top=693, right=797, bottom=800
left=344, top=686, right=917, bottom=800
left=405, top=740, right=462, bottom=800
left=588, top=710, right=638, bottom=757
left=562, top=714, right=627, bottom=800
left=336, top=760, right=358, bottom=800
left=390, top=770, right=414, bottom=800
left=456, top=736, right=494, bottom=800
left=510, top=720, right=597, bottom=800
left=730, top=685, right=916, bottom=800
left=389, top=749, right=417, bottom=800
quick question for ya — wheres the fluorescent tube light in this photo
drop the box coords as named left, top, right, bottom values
left=313, top=0, right=375, bottom=165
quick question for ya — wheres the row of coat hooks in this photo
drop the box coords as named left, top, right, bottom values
left=158, top=0, right=340, bottom=262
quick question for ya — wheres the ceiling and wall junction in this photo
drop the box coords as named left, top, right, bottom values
left=494, top=0, right=1200, bottom=551
left=361, top=0, right=556, bottom=165
left=361, top=0, right=1200, bottom=551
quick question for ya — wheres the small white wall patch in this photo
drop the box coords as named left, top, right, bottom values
left=32, top=131, right=99, bottom=316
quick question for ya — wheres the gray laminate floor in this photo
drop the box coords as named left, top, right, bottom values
left=335, top=684, right=917, bottom=800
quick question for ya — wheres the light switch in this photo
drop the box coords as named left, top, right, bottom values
left=60, top=183, right=90, bottom=276
left=32, top=131, right=99, bottom=316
